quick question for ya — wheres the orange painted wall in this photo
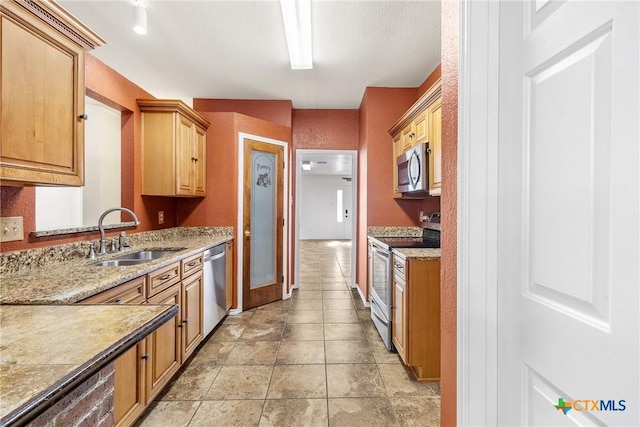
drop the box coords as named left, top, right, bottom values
left=193, top=99, right=293, bottom=128
left=419, top=64, right=442, bottom=97
left=0, top=54, right=177, bottom=253
left=292, top=110, right=359, bottom=150
left=440, top=0, right=459, bottom=425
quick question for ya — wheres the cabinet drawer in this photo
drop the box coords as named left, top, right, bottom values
left=393, top=257, right=406, bottom=279
left=181, top=253, right=203, bottom=278
left=81, top=276, right=146, bottom=304
left=147, top=262, right=180, bottom=297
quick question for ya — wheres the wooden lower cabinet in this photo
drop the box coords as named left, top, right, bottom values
left=145, top=283, right=182, bottom=403
left=391, top=252, right=441, bottom=381
left=181, top=270, right=203, bottom=361
left=114, top=341, right=146, bottom=426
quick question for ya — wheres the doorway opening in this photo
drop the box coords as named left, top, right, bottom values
left=294, top=150, right=358, bottom=291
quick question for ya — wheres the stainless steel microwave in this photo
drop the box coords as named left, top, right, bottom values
left=396, top=142, right=429, bottom=194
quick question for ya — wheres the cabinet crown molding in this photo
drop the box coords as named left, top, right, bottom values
left=3, top=0, right=106, bottom=50
left=389, top=78, right=442, bottom=136
left=137, top=99, right=211, bottom=130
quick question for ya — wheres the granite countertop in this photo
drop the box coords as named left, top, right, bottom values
left=0, top=304, right=178, bottom=426
left=367, top=226, right=441, bottom=260
left=392, top=247, right=441, bottom=260
left=0, top=231, right=232, bottom=304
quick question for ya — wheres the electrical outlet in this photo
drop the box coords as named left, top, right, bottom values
left=158, top=211, right=164, bottom=224
left=0, top=217, right=24, bottom=242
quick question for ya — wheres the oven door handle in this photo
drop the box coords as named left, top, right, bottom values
left=371, top=305, right=390, bottom=324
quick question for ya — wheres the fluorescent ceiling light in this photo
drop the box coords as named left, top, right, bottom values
left=301, top=160, right=312, bottom=170
left=132, top=0, right=147, bottom=35
left=280, top=0, right=312, bottom=70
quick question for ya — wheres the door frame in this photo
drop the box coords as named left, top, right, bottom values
left=293, top=149, right=358, bottom=290
left=457, top=0, right=500, bottom=424
left=231, top=132, right=289, bottom=314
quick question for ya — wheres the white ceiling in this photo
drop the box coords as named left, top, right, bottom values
left=299, top=153, right=353, bottom=176
left=59, top=0, right=442, bottom=109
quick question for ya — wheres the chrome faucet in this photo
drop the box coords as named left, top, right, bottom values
left=97, top=207, right=140, bottom=255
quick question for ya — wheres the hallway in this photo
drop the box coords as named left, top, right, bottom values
left=135, top=240, right=440, bottom=426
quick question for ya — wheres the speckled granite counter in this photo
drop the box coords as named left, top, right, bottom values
left=0, top=227, right=233, bottom=304
left=0, top=304, right=178, bottom=426
left=367, top=226, right=423, bottom=238
left=392, top=247, right=441, bottom=260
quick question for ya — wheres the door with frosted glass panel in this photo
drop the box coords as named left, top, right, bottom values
left=242, top=139, right=284, bottom=310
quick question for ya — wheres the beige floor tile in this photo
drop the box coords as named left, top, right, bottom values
left=323, top=309, right=360, bottom=324
left=221, top=309, right=255, bottom=324
left=189, top=400, right=263, bottom=427
left=239, top=321, right=285, bottom=341
left=356, top=309, right=372, bottom=320
left=260, top=399, right=328, bottom=427
left=249, top=310, right=288, bottom=323
left=377, top=364, right=441, bottom=397
left=209, top=323, right=246, bottom=342
left=267, top=364, right=327, bottom=399
left=276, top=340, right=325, bottom=364
left=368, top=339, right=403, bottom=364
left=290, top=299, right=323, bottom=310
left=328, top=397, right=398, bottom=427
left=189, top=340, right=235, bottom=366
left=322, top=299, right=355, bottom=310
left=321, top=282, right=348, bottom=290
left=390, top=396, right=441, bottom=427
left=324, top=323, right=366, bottom=341
left=326, top=364, right=386, bottom=398
left=282, top=323, right=325, bottom=341
left=287, top=309, right=323, bottom=324
left=297, top=283, right=323, bottom=291
left=325, top=341, right=374, bottom=364
left=353, top=297, right=368, bottom=310
left=322, top=290, right=352, bottom=299
left=257, top=299, right=291, bottom=312
left=294, top=290, right=323, bottom=300
left=158, top=364, right=220, bottom=401
left=225, top=341, right=279, bottom=365
left=204, top=365, right=273, bottom=400
left=136, top=401, right=201, bottom=427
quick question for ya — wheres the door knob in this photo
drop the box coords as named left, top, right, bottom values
left=244, top=229, right=251, bottom=237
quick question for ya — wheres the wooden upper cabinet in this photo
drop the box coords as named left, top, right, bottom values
left=427, top=97, right=442, bottom=196
left=138, top=99, right=210, bottom=197
left=389, top=78, right=441, bottom=199
left=0, top=0, right=105, bottom=186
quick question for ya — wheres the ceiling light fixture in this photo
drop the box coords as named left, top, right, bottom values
left=301, top=160, right=312, bottom=171
left=280, top=0, right=312, bottom=70
left=132, top=0, right=147, bottom=35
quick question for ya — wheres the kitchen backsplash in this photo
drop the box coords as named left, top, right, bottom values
left=367, top=226, right=423, bottom=237
left=0, top=227, right=233, bottom=276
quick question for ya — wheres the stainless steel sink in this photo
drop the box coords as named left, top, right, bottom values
left=91, top=248, right=186, bottom=267
left=113, top=249, right=185, bottom=261
left=92, top=259, right=152, bottom=267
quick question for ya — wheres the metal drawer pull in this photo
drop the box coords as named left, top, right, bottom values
left=158, top=274, right=172, bottom=280
left=187, top=261, right=198, bottom=267
left=115, top=298, right=122, bottom=304
left=141, top=354, right=149, bottom=360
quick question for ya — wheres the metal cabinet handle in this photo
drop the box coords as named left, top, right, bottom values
left=159, top=274, right=172, bottom=280
left=115, top=298, right=122, bottom=304
left=79, top=113, right=88, bottom=120
left=141, top=354, right=149, bottom=360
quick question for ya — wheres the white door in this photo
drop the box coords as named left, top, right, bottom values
left=341, top=180, right=352, bottom=239
left=497, top=1, right=639, bottom=426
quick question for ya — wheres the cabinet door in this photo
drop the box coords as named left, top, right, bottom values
left=1, top=12, right=85, bottom=186
left=176, top=114, right=194, bottom=196
left=401, top=123, right=415, bottom=151
left=193, top=125, right=207, bottom=196
left=392, top=273, right=407, bottom=363
left=114, top=341, right=146, bottom=427
left=146, top=283, right=181, bottom=403
left=427, top=97, right=442, bottom=195
left=181, top=271, right=203, bottom=361
left=392, top=133, right=403, bottom=199
left=414, top=111, right=428, bottom=144
left=225, top=241, right=234, bottom=310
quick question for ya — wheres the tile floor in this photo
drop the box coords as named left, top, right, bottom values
left=134, top=240, right=440, bottom=427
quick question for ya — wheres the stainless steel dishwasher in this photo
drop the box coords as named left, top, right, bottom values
left=203, top=244, right=227, bottom=337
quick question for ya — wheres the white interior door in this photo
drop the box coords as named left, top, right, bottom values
left=497, top=1, right=639, bottom=426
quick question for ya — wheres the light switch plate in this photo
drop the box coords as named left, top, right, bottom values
left=1, top=217, right=24, bottom=242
